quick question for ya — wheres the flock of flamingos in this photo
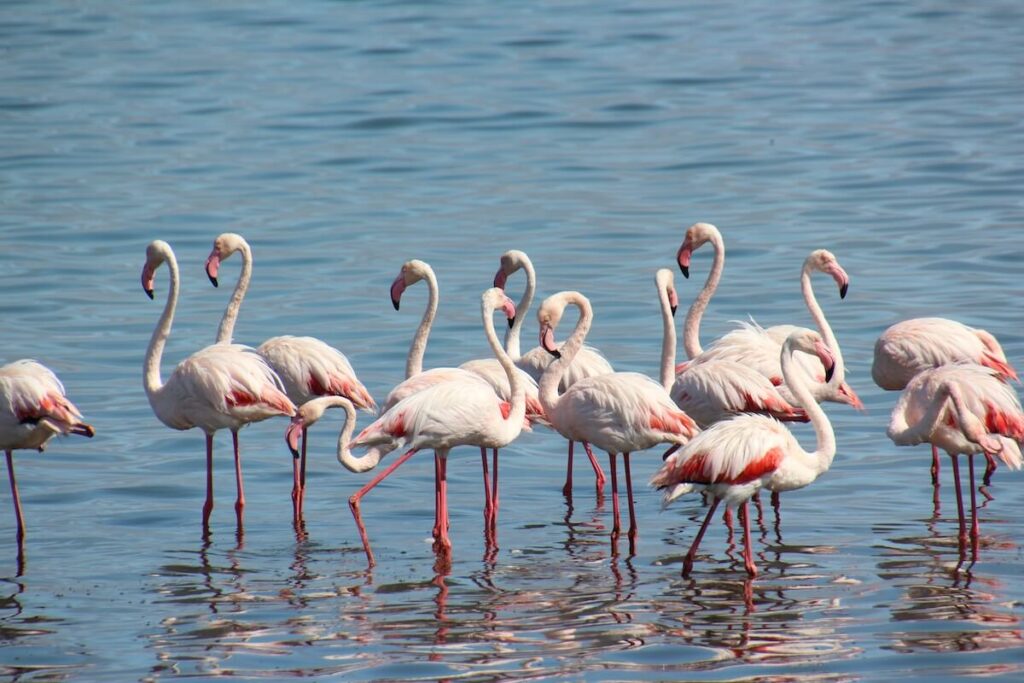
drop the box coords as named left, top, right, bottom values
left=2, top=223, right=1021, bottom=579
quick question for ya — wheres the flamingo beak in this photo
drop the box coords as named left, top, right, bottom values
left=493, top=268, right=508, bottom=290
left=141, top=265, right=156, bottom=299
left=71, top=422, right=96, bottom=438
left=285, top=417, right=304, bottom=459
left=669, top=288, right=679, bottom=317
left=540, top=324, right=560, bottom=358
left=500, top=295, right=517, bottom=328
left=815, top=339, right=836, bottom=383
left=829, top=264, right=850, bottom=300
left=390, top=274, right=406, bottom=311
left=205, top=251, right=221, bottom=287
left=676, top=238, right=693, bottom=278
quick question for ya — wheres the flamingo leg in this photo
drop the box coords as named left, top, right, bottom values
left=299, top=426, right=308, bottom=519
left=740, top=501, right=757, bottom=577
left=968, top=454, right=980, bottom=560
left=291, top=456, right=302, bottom=521
left=348, top=448, right=418, bottom=567
left=562, top=441, right=574, bottom=497
left=623, top=453, right=637, bottom=546
left=583, top=441, right=606, bottom=491
left=232, top=430, right=245, bottom=525
left=723, top=506, right=733, bottom=532
left=683, top=497, right=721, bottom=577
left=949, top=454, right=967, bottom=550
left=433, top=453, right=442, bottom=540
left=608, top=453, right=621, bottom=537
left=6, top=450, right=24, bottom=544
left=491, top=448, right=499, bottom=529
left=982, top=452, right=996, bottom=487
left=480, top=448, right=493, bottom=526
left=930, top=444, right=941, bottom=486
left=203, top=433, right=214, bottom=530
left=435, top=454, right=451, bottom=554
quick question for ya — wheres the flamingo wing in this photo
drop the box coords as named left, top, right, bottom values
left=258, top=335, right=376, bottom=411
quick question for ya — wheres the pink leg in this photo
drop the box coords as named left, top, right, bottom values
left=433, top=453, right=443, bottom=540
left=623, top=453, right=637, bottom=544
left=232, top=431, right=245, bottom=526
left=203, top=433, right=214, bottom=530
left=299, top=427, right=308, bottom=519
left=435, top=455, right=451, bottom=554
left=583, top=441, right=606, bottom=491
left=348, top=448, right=418, bottom=567
left=6, top=451, right=24, bottom=544
left=723, top=507, right=733, bottom=530
left=983, top=452, right=996, bottom=487
left=608, top=453, right=620, bottom=537
left=740, top=501, right=757, bottom=577
left=291, top=457, right=302, bottom=521
left=949, top=454, right=967, bottom=550
left=931, top=445, right=940, bottom=486
left=562, top=441, right=574, bottom=497
left=968, top=454, right=980, bottom=559
left=683, top=497, right=720, bottom=577
left=491, top=448, right=499, bottom=527
left=480, top=448, right=493, bottom=525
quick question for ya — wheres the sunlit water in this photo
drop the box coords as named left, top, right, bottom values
left=2, top=0, right=1023, bottom=680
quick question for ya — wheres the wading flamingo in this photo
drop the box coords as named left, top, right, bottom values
left=142, top=240, right=296, bottom=532
left=493, top=249, right=611, bottom=496
left=886, top=363, right=1023, bottom=558
left=873, top=317, right=1017, bottom=486
left=204, top=233, right=376, bottom=520
left=651, top=329, right=837, bottom=578
left=288, top=287, right=526, bottom=565
left=1, top=360, right=94, bottom=545
left=537, top=290, right=699, bottom=549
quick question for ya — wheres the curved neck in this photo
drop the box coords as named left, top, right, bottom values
left=658, top=283, right=677, bottom=391
left=144, top=250, right=178, bottom=402
left=406, top=270, right=439, bottom=379
left=330, top=399, right=364, bottom=471
left=538, top=293, right=593, bottom=413
left=801, top=266, right=844, bottom=387
left=781, top=343, right=836, bottom=474
left=216, top=241, right=252, bottom=344
left=683, top=233, right=724, bottom=358
left=504, top=257, right=535, bottom=360
left=485, top=300, right=526, bottom=436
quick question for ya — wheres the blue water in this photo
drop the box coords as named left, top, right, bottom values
left=2, top=0, right=1023, bottom=680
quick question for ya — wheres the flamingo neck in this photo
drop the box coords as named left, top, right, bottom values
left=539, top=293, right=592, bottom=414
left=406, top=269, right=439, bottom=379
left=801, top=265, right=845, bottom=390
left=485, top=297, right=526, bottom=440
left=504, top=256, right=535, bottom=360
left=781, top=342, right=836, bottom=474
left=329, top=399, right=364, bottom=470
left=144, top=247, right=178, bottom=404
left=216, top=240, right=252, bottom=344
left=683, top=232, right=724, bottom=358
left=658, top=281, right=677, bottom=391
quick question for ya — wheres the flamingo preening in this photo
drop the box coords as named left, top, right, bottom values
left=205, top=233, right=376, bottom=520
left=493, top=249, right=611, bottom=497
left=142, top=240, right=296, bottom=532
left=651, top=329, right=838, bottom=578
left=536, top=290, right=699, bottom=550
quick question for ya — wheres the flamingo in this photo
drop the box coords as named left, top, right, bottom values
left=493, top=249, right=611, bottom=496
left=141, top=240, right=297, bottom=531
left=204, top=233, right=376, bottom=520
left=886, top=363, right=1023, bottom=557
left=536, top=290, right=699, bottom=548
left=651, top=329, right=838, bottom=578
left=384, top=259, right=540, bottom=532
left=288, top=287, right=526, bottom=565
left=1, top=360, right=94, bottom=545
left=655, top=268, right=806, bottom=428
left=873, top=317, right=1018, bottom=486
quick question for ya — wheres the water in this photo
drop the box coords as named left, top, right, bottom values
left=2, top=0, right=1023, bottom=679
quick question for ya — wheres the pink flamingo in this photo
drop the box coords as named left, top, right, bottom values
left=204, top=233, right=376, bottom=520
left=1, top=360, right=94, bottom=545
left=385, top=259, right=541, bottom=532
left=494, top=249, right=610, bottom=496
left=142, top=240, right=297, bottom=531
left=536, top=290, right=699, bottom=547
left=886, top=363, right=1023, bottom=556
left=873, top=317, right=1017, bottom=486
left=288, top=287, right=526, bottom=565
left=654, top=268, right=806, bottom=428
left=651, top=329, right=838, bottom=578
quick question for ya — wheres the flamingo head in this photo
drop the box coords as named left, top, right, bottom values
left=787, top=329, right=836, bottom=383
left=390, top=259, right=432, bottom=311
left=494, top=249, right=526, bottom=289
left=806, top=249, right=849, bottom=300
left=205, top=233, right=248, bottom=288
left=536, top=299, right=565, bottom=358
left=676, top=222, right=719, bottom=279
left=655, top=269, right=678, bottom=316
left=141, top=240, right=172, bottom=299
left=285, top=416, right=305, bottom=459
left=482, top=287, right=517, bottom=329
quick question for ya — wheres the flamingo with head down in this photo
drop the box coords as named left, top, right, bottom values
left=142, top=240, right=297, bottom=532
left=493, top=249, right=611, bottom=497
left=204, top=233, right=376, bottom=520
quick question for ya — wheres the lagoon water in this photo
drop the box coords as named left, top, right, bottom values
left=2, top=1, right=1023, bottom=680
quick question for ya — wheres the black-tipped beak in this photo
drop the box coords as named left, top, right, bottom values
left=839, top=282, right=848, bottom=299
left=679, top=264, right=690, bottom=279
left=391, top=296, right=400, bottom=311
left=824, top=362, right=835, bottom=383
left=289, top=443, right=300, bottom=459
left=547, top=348, right=561, bottom=359
left=208, top=273, right=219, bottom=287
left=507, top=316, right=515, bottom=329
left=671, top=304, right=678, bottom=316
left=145, top=288, right=154, bottom=300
